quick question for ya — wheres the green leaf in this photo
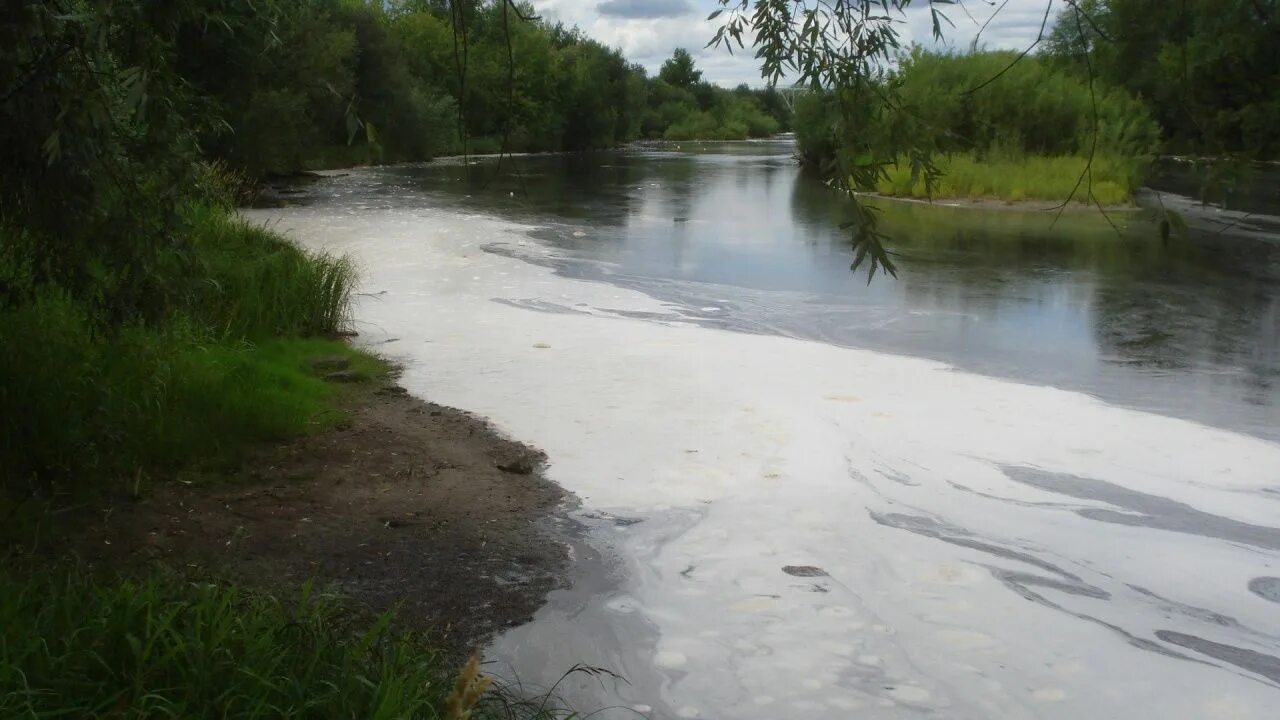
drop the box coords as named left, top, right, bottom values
left=345, top=113, right=361, bottom=146
left=41, top=131, right=61, bottom=164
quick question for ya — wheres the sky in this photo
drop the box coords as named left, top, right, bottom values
left=532, top=0, right=1061, bottom=87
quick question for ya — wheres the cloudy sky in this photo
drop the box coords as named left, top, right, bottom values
left=533, top=0, right=1060, bottom=86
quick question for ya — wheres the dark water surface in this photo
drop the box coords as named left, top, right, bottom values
left=319, top=139, right=1280, bottom=441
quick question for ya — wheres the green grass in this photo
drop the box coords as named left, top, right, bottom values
left=180, top=205, right=356, bottom=339
left=875, top=153, right=1148, bottom=206
left=0, top=571, right=587, bottom=720
left=0, top=293, right=383, bottom=488
left=0, top=573, right=459, bottom=719
left=863, top=194, right=1156, bottom=260
left=0, top=205, right=371, bottom=490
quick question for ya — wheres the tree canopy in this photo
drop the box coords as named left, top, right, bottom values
left=659, top=48, right=704, bottom=87
left=1046, top=0, right=1280, bottom=158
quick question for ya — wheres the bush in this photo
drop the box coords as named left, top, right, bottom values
left=793, top=92, right=839, bottom=166
left=794, top=48, right=1161, bottom=201
left=664, top=111, right=721, bottom=141
left=890, top=49, right=1160, bottom=157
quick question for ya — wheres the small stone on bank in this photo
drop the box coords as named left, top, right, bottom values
left=783, top=565, right=828, bottom=577
left=496, top=454, right=540, bottom=474
left=323, top=370, right=364, bottom=383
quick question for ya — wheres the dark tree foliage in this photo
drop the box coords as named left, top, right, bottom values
left=642, top=49, right=790, bottom=140
left=0, top=2, right=205, bottom=314
left=658, top=48, right=704, bottom=87
left=0, top=1, right=791, bottom=319
left=1046, top=0, right=1280, bottom=158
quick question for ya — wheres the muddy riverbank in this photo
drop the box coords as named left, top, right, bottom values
left=58, top=368, right=573, bottom=658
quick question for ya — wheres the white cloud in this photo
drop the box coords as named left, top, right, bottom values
left=534, top=0, right=1060, bottom=87
left=902, top=0, right=1058, bottom=53
left=596, top=0, right=691, bottom=18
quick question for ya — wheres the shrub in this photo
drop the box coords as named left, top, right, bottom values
left=890, top=49, right=1160, bottom=157
left=795, top=48, right=1161, bottom=199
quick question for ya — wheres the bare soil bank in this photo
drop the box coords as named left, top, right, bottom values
left=856, top=191, right=1142, bottom=213
left=65, top=372, right=571, bottom=658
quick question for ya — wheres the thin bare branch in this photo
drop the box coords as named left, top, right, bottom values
left=964, top=0, right=1054, bottom=95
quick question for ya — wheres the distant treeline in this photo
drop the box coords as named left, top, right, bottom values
left=645, top=48, right=790, bottom=141
left=156, top=1, right=790, bottom=176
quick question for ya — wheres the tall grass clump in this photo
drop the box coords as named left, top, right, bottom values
left=0, top=573, right=457, bottom=719
left=180, top=205, right=355, bottom=338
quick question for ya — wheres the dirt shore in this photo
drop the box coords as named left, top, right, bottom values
left=64, top=372, right=571, bottom=658
left=856, top=190, right=1143, bottom=214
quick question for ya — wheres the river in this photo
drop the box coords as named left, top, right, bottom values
left=250, top=139, right=1280, bottom=719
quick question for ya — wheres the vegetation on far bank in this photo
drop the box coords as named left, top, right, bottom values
left=645, top=49, right=788, bottom=141
left=41, top=0, right=790, bottom=178
left=783, top=0, right=1277, bottom=208
left=794, top=48, right=1159, bottom=205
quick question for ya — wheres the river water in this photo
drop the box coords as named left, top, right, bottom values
left=251, top=140, right=1280, bottom=719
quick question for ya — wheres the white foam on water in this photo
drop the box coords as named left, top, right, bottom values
left=250, top=203, right=1280, bottom=719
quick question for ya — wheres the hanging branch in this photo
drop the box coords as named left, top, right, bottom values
left=971, top=0, right=1012, bottom=49
left=1049, top=2, right=1116, bottom=231
left=964, top=1, right=1054, bottom=95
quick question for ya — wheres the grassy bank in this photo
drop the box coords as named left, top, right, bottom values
left=874, top=153, right=1148, bottom=206
left=0, top=573, right=469, bottom=719
left=0, top=199, right=524, bottom=718
left=0, top=209, right=369, bottom=492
